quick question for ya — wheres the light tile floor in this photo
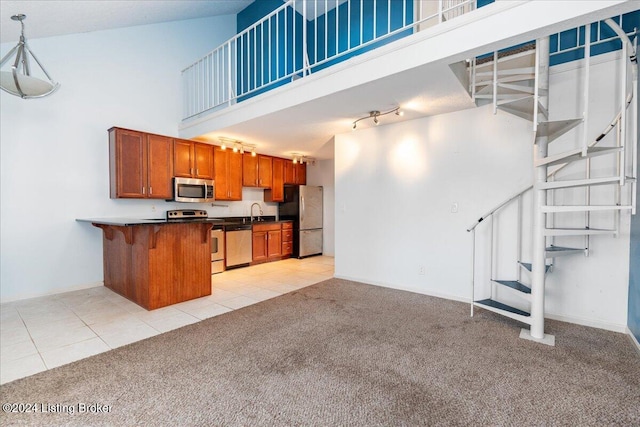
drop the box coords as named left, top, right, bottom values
left=0, top=256, right=334, bottom=385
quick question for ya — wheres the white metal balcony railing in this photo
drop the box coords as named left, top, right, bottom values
left=182, top=0, right=476, bottom=120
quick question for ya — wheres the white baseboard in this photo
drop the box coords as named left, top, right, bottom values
left=545, top=312, right=627, bottom=334
left=333, top=274, right=471, bottom=304
left=628, top=327, right=640, bottom=355
left=333, top=275, right=630, bottom=333
left=0, top=281, right=103, bottom=304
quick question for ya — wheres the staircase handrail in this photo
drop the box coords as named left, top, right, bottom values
left=467, top=88, right=634, bottom=233
left=466, top=184, right=532, bottom=232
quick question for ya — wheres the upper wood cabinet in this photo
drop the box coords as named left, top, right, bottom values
left=174, top=139, right=214, bottom=180
left=109, top=127, right=173, bottom=199
left=243, top=154, right=272, bottom=188
left=214, top=147, right=243, bottom=201
left=284, top=161, right=306, bottom=185
left=264, top=157, right=284, bottom=202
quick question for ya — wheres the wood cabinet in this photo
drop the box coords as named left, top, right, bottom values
left=214, top=147, right=243, bottom=200
left=174, top=139, right=214, bottom=179
left=264, top=157, right=285, bottom=202
left=284, top=161, right=306, bottom=185
left=282, top=221, right=293, bottom=256
left=252, top=223, right=282, bottom=263
left=109, top=127, right=173, bottom=199
left=243, top=154, right=272, bottom=188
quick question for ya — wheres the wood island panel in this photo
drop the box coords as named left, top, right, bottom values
left=96, top=222, right=212, bottom=310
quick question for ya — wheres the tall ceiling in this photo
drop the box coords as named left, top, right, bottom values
left=0, top=0, right=253, bottom=43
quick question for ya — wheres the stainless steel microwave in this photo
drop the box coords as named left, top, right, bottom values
left=173, top=177, right=214, bottom=203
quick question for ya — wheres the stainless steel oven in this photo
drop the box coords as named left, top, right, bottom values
left=211, top=228, right=225, bottom=274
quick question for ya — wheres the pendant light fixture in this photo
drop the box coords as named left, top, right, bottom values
left=0, top=14, right=60, bottom=99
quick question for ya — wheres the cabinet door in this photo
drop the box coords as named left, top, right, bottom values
left=194, top=143, right=214, bottom=179
left=112, top=128, right=146, bottom=198
left=214, top=148, right=243, bottom=201
left=284, top=160, right=295, bottom=184
left=147, top=134, right=174, bottom=199
left=227, top=151, right=243, bottom=200
left=174, top=140, right=193, bottom=178
left=265, top=157, right=284, bottom=202
left=214, top=147, right=229, bottom=200
left=258, top=156, right=272, bottom=188
left=267, top=230, right=282, bottom=259
left=243, top=154, right=259, bottom=187
left=296, top=163, right=307, bottom=185
left=252, top=231, right=268, bottom=262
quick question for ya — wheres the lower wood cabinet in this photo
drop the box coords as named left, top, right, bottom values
left=252, top=223, right=285, bottom=264
left=282, top=221, right=293, bottom=256
left=94, top=222, right=212, bottom=310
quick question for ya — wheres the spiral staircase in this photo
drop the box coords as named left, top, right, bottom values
left=467, top=19, right=638, bottom=345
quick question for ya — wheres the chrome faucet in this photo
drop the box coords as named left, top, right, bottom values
left=250, top=203, right=263, bottom=222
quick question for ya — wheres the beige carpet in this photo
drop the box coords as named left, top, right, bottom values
left=1, top=278, right=639, bottom=426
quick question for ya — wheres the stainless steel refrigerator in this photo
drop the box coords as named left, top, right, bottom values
left=279, top=185, right=323, bottom=258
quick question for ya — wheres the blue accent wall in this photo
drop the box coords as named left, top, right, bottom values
left=237, top=0, right=283, bottom=32
left=235, top=0, right=412, bottom=98
left=550, top=11, right=639, bottom=66
left=306, top=0, right=413, bottom=73
left=629, top=84, right=640, bottom=343
left=236, top=0, right=305, bottom=101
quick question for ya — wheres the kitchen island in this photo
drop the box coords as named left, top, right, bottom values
left=77, top=218, right=220, bottom=310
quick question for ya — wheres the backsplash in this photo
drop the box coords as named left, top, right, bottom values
left=206, top=188, right=278, bottom=218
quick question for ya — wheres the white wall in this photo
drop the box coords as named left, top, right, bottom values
left=0, top=16, right=237, bottom=302
left=306, top=151, right=335, bottom=256
left=335, top=53, right=631, bottom=331
left=335, top=104, right=533, bottom=301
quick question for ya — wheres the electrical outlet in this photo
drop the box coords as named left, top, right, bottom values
left=451, top=202, right=458, bottom=213
left=151, top=205, right=156, bottom=212
left=419, top=265, right=426, bottom=275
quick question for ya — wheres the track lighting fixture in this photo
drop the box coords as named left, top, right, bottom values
left=291, top=153, right=314, bottom=165
left=351, top=106, right=403, bottom=130
left=218, top=137, right=255, bottom=155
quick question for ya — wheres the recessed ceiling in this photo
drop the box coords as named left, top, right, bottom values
left=0, top=0, right=253, bottom=43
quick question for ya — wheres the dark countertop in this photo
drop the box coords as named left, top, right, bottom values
left=76, top=216, right=293, bottom=227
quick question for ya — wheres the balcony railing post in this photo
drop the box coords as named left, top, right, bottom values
left=303, top=0, right=308, bottom=76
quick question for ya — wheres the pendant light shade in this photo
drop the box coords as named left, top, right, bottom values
left=0, top=14, right=60, bottom=99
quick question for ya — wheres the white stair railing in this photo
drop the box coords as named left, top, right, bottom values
left=182, top=0, right=475, bottom=120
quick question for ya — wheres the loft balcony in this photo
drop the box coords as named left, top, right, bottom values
left=179, top=0, right=637, bottom=158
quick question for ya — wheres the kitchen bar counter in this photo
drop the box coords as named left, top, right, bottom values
left=77, top=217, right=293, bottom=310
left=76, top=216, right=290, bottom=227
left=79, top=219, right=214, bottom=310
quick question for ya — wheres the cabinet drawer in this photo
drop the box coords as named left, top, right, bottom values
left=282, top=229, right=293, bottom=242
left=253, top=223, right=281, bottom=232
left=282, top=222, right=293, bottom=230
left=282, top=241, right=293, bottom=255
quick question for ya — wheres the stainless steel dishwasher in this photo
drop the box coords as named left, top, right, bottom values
left=225, top=224, right=253, bottom=268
